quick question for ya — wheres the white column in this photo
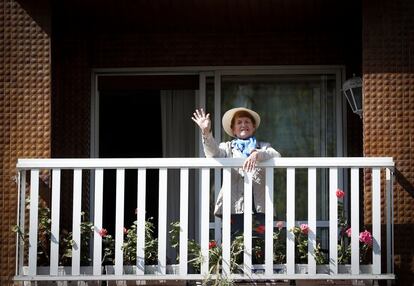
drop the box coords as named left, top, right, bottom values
left=286, top=168, right=295, bottom=275
left=28, top=169, right=39, bottom=276
left=157, top=168, right=168, bottom=275
left=114, top=168, right=125, bottom=275
left=329, top=168, right=338, bottom=274
left=71, top=169, right=82, bottom=275
left=243, top=173, right=253, bottom=275
left=308, top=168, right=317, bottom=275
left=136, top=169, right=146, bottom=275
left=265, top=168, right=274, bottom=276
left=179, top=168, right=189, bottom=275
left=93, top=168, right=104, bottom=275
left=372, top=168, right=381, bottom=274
left=351, top=168, right=360, bottom=275
left=222, top=168, right=231, bottom=276
left=50, top=169, right=61, bottom=276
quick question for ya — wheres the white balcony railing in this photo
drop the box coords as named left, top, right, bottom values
left=14, top=157, right=395, bottom=283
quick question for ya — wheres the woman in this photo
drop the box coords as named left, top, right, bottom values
left=192, top=107, right=281, bottom=236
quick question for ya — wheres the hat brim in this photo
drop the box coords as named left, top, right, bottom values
left=222, top=107, right=261, bottom=138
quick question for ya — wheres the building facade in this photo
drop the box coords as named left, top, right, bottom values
left=0, top=0, right=413, bottom=284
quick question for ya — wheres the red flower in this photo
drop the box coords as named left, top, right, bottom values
left=336, top=189, right=345, bottom=199
left=209, top=240, right=217, bottom=249
left=123, top=227, right=128, bottom=234
left=99, top=228, right=108, bottom=238
left=359, top=230, right=373, bottom=245
left=255, top=225, right=265, bottom=234
left=300, top=224, right=309, bottom=235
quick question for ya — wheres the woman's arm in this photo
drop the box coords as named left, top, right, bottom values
left=202, top=132, right=227, bottom=158
left=256, top=146, right=281, bottom=161
left=192, top=108, right=227, bottom=158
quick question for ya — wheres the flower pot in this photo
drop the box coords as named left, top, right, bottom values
left=105, top=264, right=181, bottom=286
left=22, top=266, right=99, bottom=286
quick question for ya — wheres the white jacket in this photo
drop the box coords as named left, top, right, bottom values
left=201, top=133, right=281, bottom=216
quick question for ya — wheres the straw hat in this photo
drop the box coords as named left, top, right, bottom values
left=222, top=107, right=261, bottom=137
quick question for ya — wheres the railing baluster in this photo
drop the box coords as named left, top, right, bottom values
left=222, top=168, right=231, bottom=276
left=50, top=169, right=61, bottom=276
left=200, top=168, right=210, bottom=276
left=351, top=168, right=360, bottom=274
left=93, top=168, right=104, bottom=275
left=115, top=168, right=125, bottom=275
left=265, top=168, right=274, bottom=276
left=137, top=169, right=146, bottom=275
left=308, top=168, right=317, bottom=275
left=158, top=168, right=168, bottom=274
left=243, top=173, right=253, bottom=275
left=329, top=168, right=338, bottom=274
left=386, top=168, right=394, bottom=275
left=17, top=171, right=26, bottom=275
left=372, top=168, right=381, bottom=274
left=72, top=169, right=82, bottom=275
left=179, top=168, right=189, bottom=275
left=214, top=169, right=222, bottom=244
left=28, top=169, right=39, bottom=276
left=286, top=168, right=295, bottom=275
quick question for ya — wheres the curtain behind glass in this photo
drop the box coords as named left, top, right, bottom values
left=160, top=90, right=196, bottom=261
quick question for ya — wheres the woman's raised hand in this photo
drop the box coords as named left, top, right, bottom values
left=191, top=108, right=211, bottom=135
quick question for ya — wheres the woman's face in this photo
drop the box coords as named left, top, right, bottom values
left=232, top=116, right=256, bottom=139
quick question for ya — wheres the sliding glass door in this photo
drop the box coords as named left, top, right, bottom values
left=204, top=70, right=344, bottom=228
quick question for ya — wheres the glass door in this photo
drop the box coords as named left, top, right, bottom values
left=202, top=69, right=344, bottom=242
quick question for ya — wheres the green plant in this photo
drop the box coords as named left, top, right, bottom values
left=12, top=197, right=159, bottom=267
left=170, top=220, right=289, bottom=286
left=290, top=224, right=327, bottom=265
left=13, top=197, right=94, bottom=266
left=273, top=221, right=286, bottom=264
left=122, top=217, right=158, bottom=265
left=336, top=188, right=373, bottom=265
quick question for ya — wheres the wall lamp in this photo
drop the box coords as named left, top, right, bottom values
left=342, top=75, right=363, bottom=118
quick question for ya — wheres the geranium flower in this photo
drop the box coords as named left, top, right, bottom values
left=336, top=188, right=345, bottom=199
left=255, top=225, right=265, bottom=234
left=98, top=228, right=108, bottom=237
left=209, top=240, right=217, bottom=249
left=359, top=230, right=373, bottom=245
left=300, top=224, right=309, bottom=235
left=276, top=221, right=284, bottom=230
left=123, top=227, right=128, bottom=234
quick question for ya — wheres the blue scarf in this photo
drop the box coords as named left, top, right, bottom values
left=231, top=136, right=257, bottom=158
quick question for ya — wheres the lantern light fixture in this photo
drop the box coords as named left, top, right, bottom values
left=342, top=74, right=363, bottom=118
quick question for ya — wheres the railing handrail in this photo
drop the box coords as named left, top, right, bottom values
left=15, top=156, right=395, bottom=282
left=16, top=157, right=395, bottom=169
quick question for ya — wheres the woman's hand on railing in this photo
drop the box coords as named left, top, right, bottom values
left=243, top=150, right=258, bottom=172
left=192, top=108, right=211, bottom=136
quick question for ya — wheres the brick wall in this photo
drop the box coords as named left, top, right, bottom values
left=363, top=0, right=414, bottom=284
left=0, top=0, right=51, bottom=285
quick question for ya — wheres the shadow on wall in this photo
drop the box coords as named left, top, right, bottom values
left=394, top=168, right=414, bottom=199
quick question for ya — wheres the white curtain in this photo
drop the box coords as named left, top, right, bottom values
left=160, top=90, right=196, bottom=262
